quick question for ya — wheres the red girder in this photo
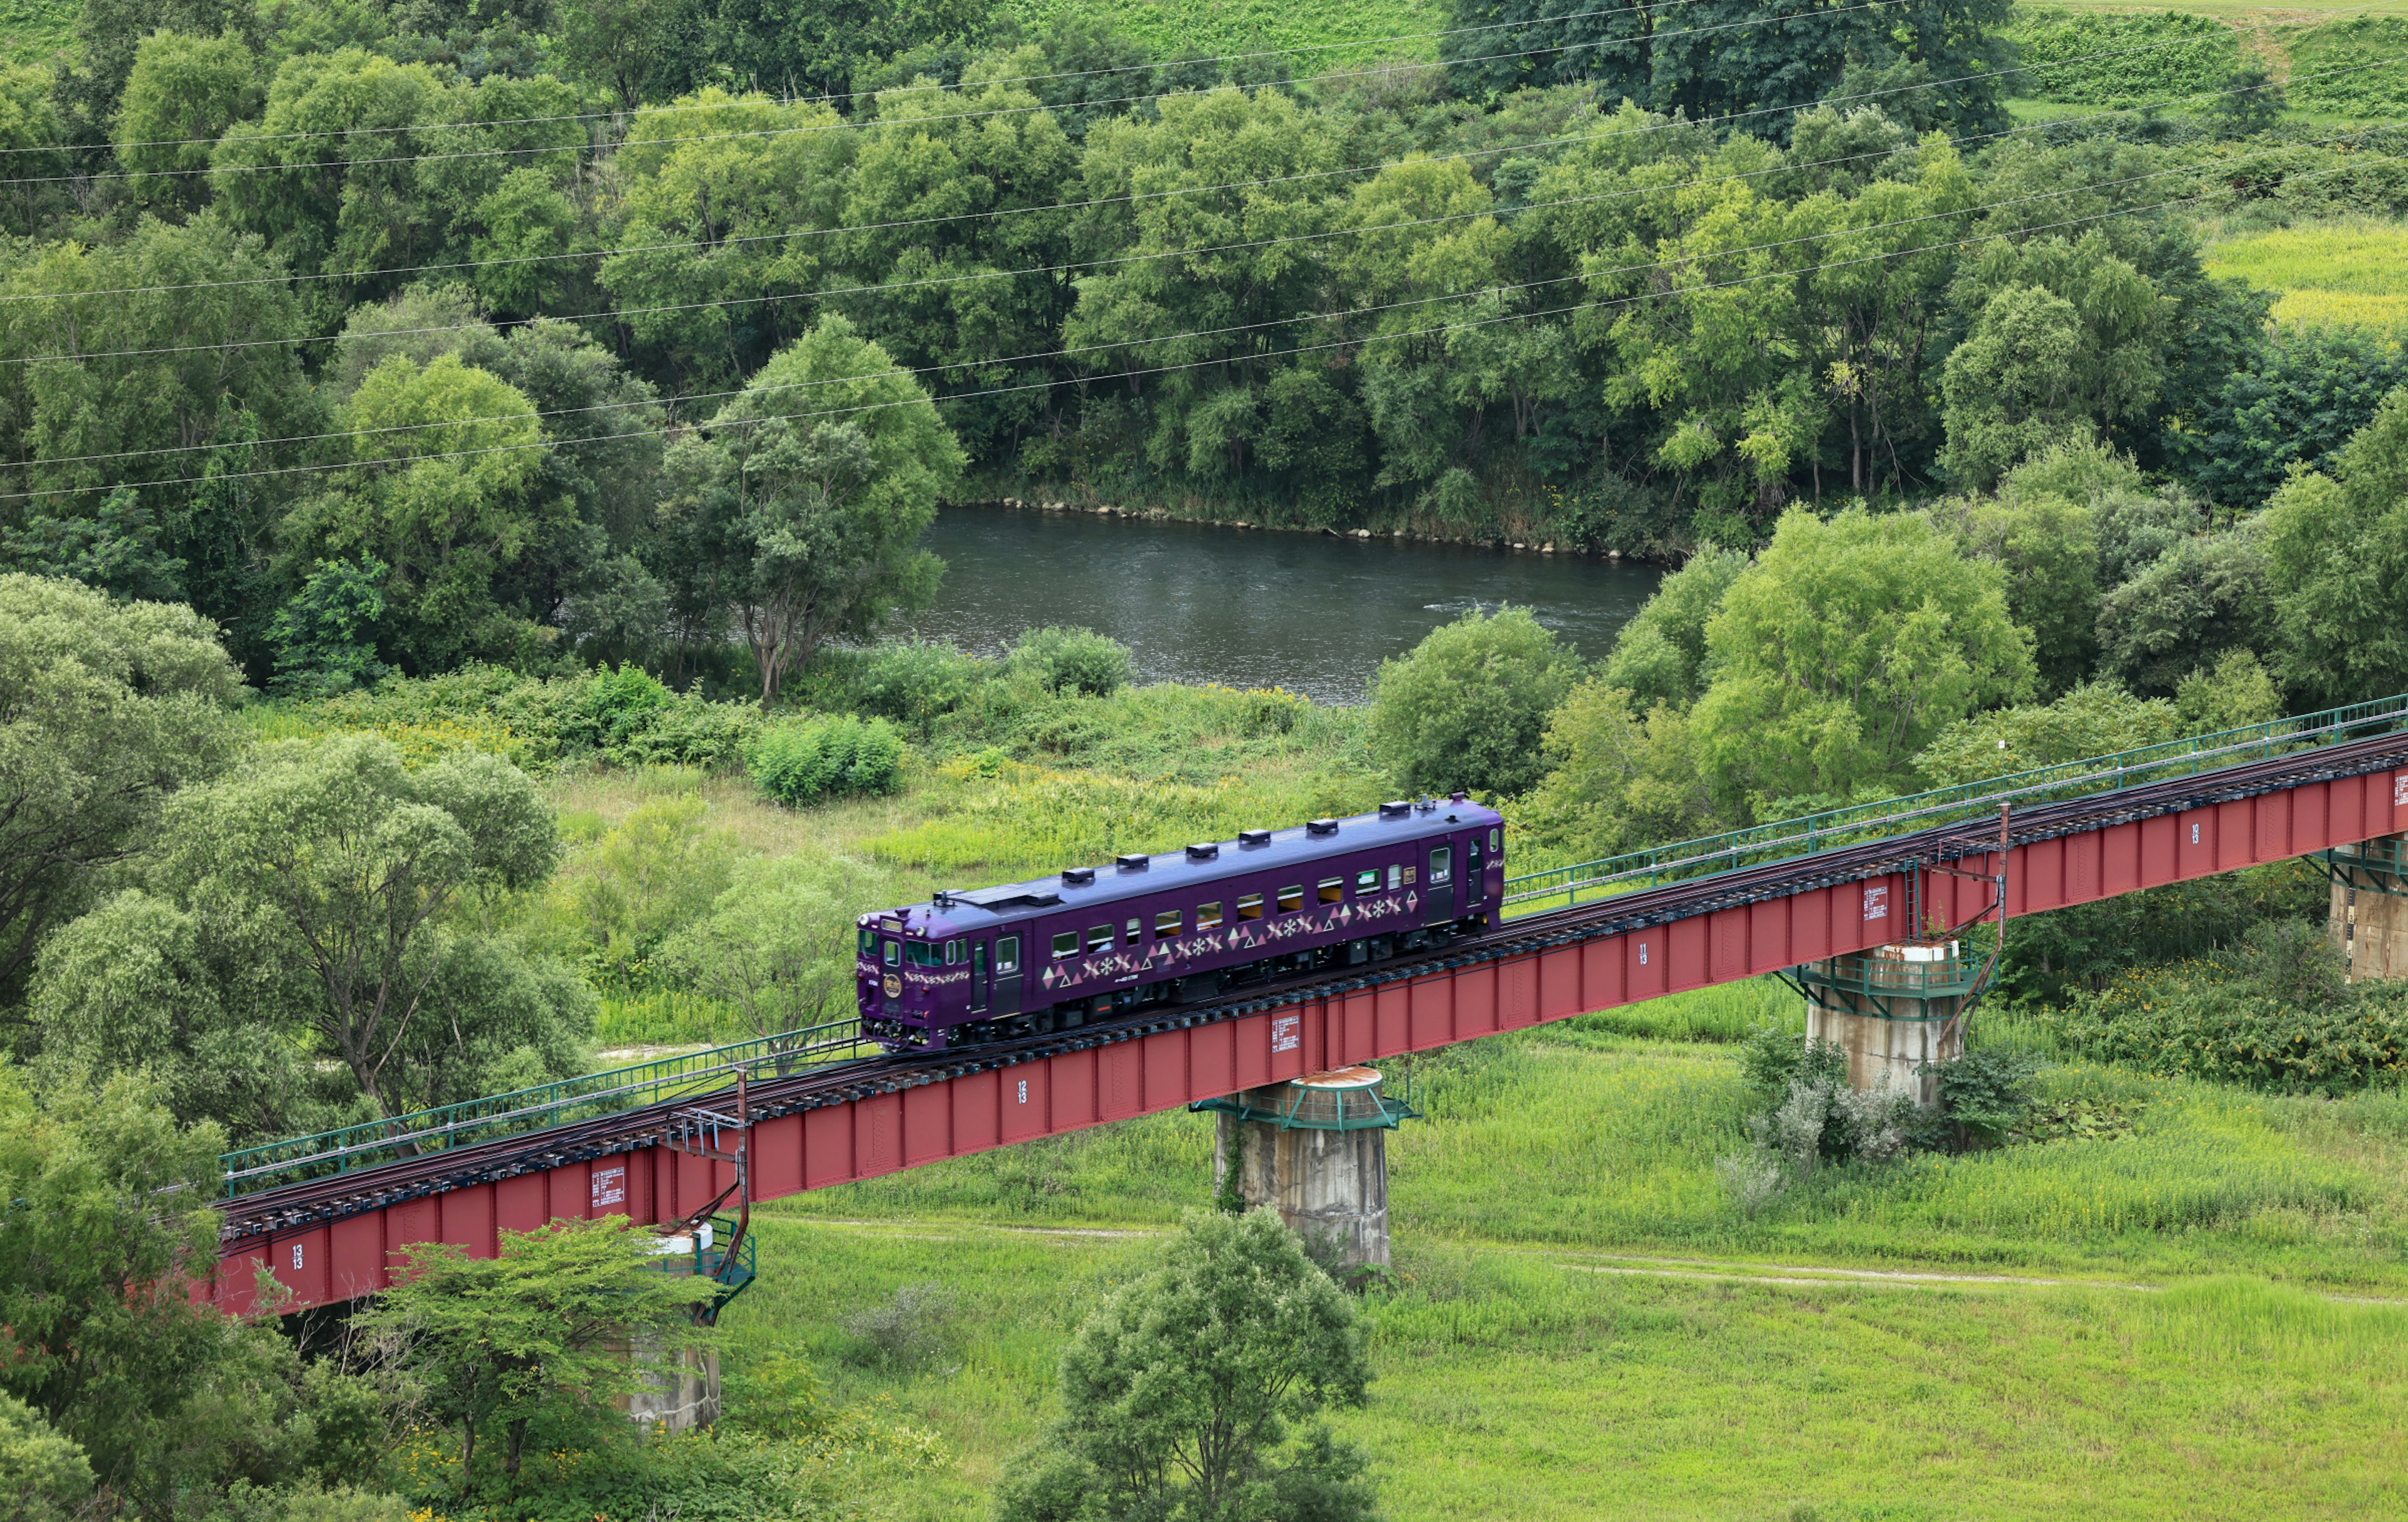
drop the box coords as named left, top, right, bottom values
left=210, top=764, right=2408, bottom=1316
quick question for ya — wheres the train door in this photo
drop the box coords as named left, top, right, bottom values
left=1424, top=843, right=1456, bottom=925
left=969, top=940, right=991, bottom=1015
left=993, top=933, right=1023, bottom=1016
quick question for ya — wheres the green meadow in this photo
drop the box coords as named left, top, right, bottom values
left=2205, top=218, right=2408, bottom=332
left=723, top=1007, right=2408, bottom=1521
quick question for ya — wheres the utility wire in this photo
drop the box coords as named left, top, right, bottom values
left=6, top=5, right=2326, bottom=189
left=3, top=55, right=2375, bottom=374
left=6, top=139, right=2389, bottom=497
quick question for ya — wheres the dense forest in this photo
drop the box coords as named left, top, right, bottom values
left=0, top=0, right=2402, bottom=689
left=8, top=0, right=2408, bottom=1514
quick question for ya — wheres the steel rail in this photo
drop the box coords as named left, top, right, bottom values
left=216, top=722, right=2408, bottom=1247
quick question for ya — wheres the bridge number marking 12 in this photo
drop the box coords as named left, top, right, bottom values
left=1017, top=1079, right=1028, bottom=1105
left=2192, top=822, right=2202, bottom=845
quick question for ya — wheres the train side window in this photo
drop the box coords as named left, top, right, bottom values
left=1386, top=865, right=1400, bottom=890
left=998, top=936, right=1021, bottom=974
left=1124, top=917, right=1141, bottom=946
left=1052, top=931, right=1079, bottom=959
left=1197, top=901, right=1223, bottom=930
left=1430, top=847, right=1452, bottom=885
left=1356, top=869, right=1379, bottom=894
left=1155, top=908, right=1183, bottom=936
left=1319, top=877, right=1344, bottom=904
left=882, top=939, right=900, bottom=966
left=1490, top=828, right=1501, bottom=852
left=1277, top=885, right=1302, bottom=912
left=1467, top=838, right=1482, bottom=877
left=1237, top=893, right=1265, bottom=921
left=1087, top=923, right=1113, bottom=953
left=945, top=940, right=961, bottom=964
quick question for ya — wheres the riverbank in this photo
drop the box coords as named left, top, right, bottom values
left=966, top=494, right=1647, bottom=562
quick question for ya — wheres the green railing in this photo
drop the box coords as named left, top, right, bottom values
left=1499, top=690, right=2408, bottom=919
left=2325, top=837, right=2408, bottom=875
left=1792, top=949, right=1984, bottom=1001
left=221, top=1018, right=872, bottom=1199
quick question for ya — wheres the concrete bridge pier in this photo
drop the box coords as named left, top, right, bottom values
left=2325, top=835, right=2408, bottom=983
left=617, top=1335, right=721, bottom=1434
left=1200, top=1068, right=1415, bottom=1282
left=1793, top=941, right=1977, bottom=1103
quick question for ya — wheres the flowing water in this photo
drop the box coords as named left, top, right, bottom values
left=907, top=508, right=1663, bottom=705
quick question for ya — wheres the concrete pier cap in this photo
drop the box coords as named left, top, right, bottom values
left=1196, top=1066, right=1417, bottom=1282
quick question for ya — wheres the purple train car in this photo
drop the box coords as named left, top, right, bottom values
left=856, top=794, right=1507, bottom=1049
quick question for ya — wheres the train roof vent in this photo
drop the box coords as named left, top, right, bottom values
left=1186, top=842, right=1219, bottom=862
left=1238, top=829, right=1272, bottom=847
left=1379, top=800, right=1412, bottom=819
left=1306, top=818, right=1339, bottom=837
left=1450, top=790, right=1469, bottom=803
left=1062, top=867, right=1096, bottom=886
left=1116, top=853, right=1149, bottom=870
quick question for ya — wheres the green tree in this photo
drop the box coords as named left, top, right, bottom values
left=2094, top=526, right=2274, bottom=697
left=1524, top=680, right=1725, bottom=859
left=2175, top=327, right=2408, bottom=512
left=361, top=1217, right=714, bottom=1496
left=268, top=557, right=391, bottom=697
left=1368, top=606, right=1580, bottom=798
left=2264, top=388, right=2408, bottom=707
left=0, top=1067, right=379, bottom=1514
left=1939, top=235, right=2175, bottom=489
left=1914, top=679, right=2181, bottom=786
left=151, top=734, right=573, bottom=1119
left=1598, top=546, right=1749, bottom=709
left=0, top=574, right=241, bottom=1003
left=0, top=1392, right=93, bottom=1522
left=1930, top=486, right=2099, bottom=696
left=280, top=354, right=556, bottom=674
left=1692, top=508, right=2033, bottom=813
left=115, top=30, right=260, bottom=213
left=553, top=0, right=701, bottom=111
left=657, top=853, right=899, bottom=1039
left=992, top=1210, right=1377, bottom=1522
left=653, top=316, right=961, bottom=705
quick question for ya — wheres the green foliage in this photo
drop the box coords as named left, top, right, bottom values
left=537, top=795, right=736, bottom=989
left=269, top=557, right=391, bottom=698
left=655, top=316, right=962, bottom=705
left=2049, top=921, right=2408, bottom=1092
left=0, top=573, right=243, bottom=1001
left=1925, top=1045, right=2040, bottom=1151
left=1940, top=235, right=2174, bottom=489
left=2177, top=325, right=2408, bottom=512
left=1006, top=625, right=1134, bottom=699
left=2285, top=16, right=2408, bottom=116
left=1522, top=680, right=1723, bottom=860
left=1914, top=679, right=2181, bottom=787
left=286, top=665, right=767, bottom=773
left=1999, top=8, right=2235, bottom=107
left=2264, top=387, right=2408, bottom=707
left=2096, top=523, right=2276, bottom=697
left=1598, top=546, right=1748, bottom=709
left=361, top=1217, right=716, bottom=1497
left=993, top=1209, right=1377, bottom=1522
left=1691, top=508, right=2033, bottom=815
left=657, top=852, right=904, bottom=1035
left=2000, top=859, right=2326, bottom=1012
left=1369, top=606, right=1578, bottom=798
left=1930, top=480, right=2099, bottom=695
left=749, top=712, right=907, bottom=806
left=844, top=640, right=998, bottom=731
left=0, top=1391, right=91, bottom=1522
left=115, top=30, right=258, bottom=209
left=0, top=1067, right=381, bottom=1514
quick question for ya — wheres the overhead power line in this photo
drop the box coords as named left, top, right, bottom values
left=4, top=135, right=2388, bottom=495
left=5, top=6, right=2336, bottom=190
left=4, top=37, right=2370, bottom=315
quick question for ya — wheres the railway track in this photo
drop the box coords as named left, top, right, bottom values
left=219, top=723, right=2408, bottom=1245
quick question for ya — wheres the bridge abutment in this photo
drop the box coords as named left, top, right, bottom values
left=1200, top=1068, right=1413, bottom=1282
left=1795, top=941, right=1975, bottom=1102
left=2326, top=835, right=2408, bottom=982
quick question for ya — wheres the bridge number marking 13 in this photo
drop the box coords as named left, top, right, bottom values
left=2192, top=822, right=2202, bottom=845
left=290, top=1243, right=304, bottom=1272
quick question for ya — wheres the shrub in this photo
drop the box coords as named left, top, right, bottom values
left=1924, top=1046, right=2041, bottom=1151
left=748, top=714, right=907, bottom=806
left=1368, top=606, right=1579, bottom=798
left=1006, top=626, right=1134, bottom=698
left=849, top=640, right=995, bottom=730
left=2000, top=8, right=2236, bottom=106
left=840, top=1282, right=958, bottom=1368
left=2047, top=921, right=2408, bottom=1091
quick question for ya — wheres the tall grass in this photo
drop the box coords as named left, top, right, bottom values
left=2204, top=220, right=2408, bottom=332
left=594, top=990, right=750, bottom=1048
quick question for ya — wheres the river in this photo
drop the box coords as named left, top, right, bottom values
left=906, top=507, right=1662, bottom=706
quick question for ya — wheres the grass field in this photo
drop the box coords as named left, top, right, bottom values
left=724, top=1022, right=2408, bottom=1521
left=2204, top=218, right=2408, bottom=330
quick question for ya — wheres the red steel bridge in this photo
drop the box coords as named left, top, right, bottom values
left=206, top=697, right=2408, bottom=1316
